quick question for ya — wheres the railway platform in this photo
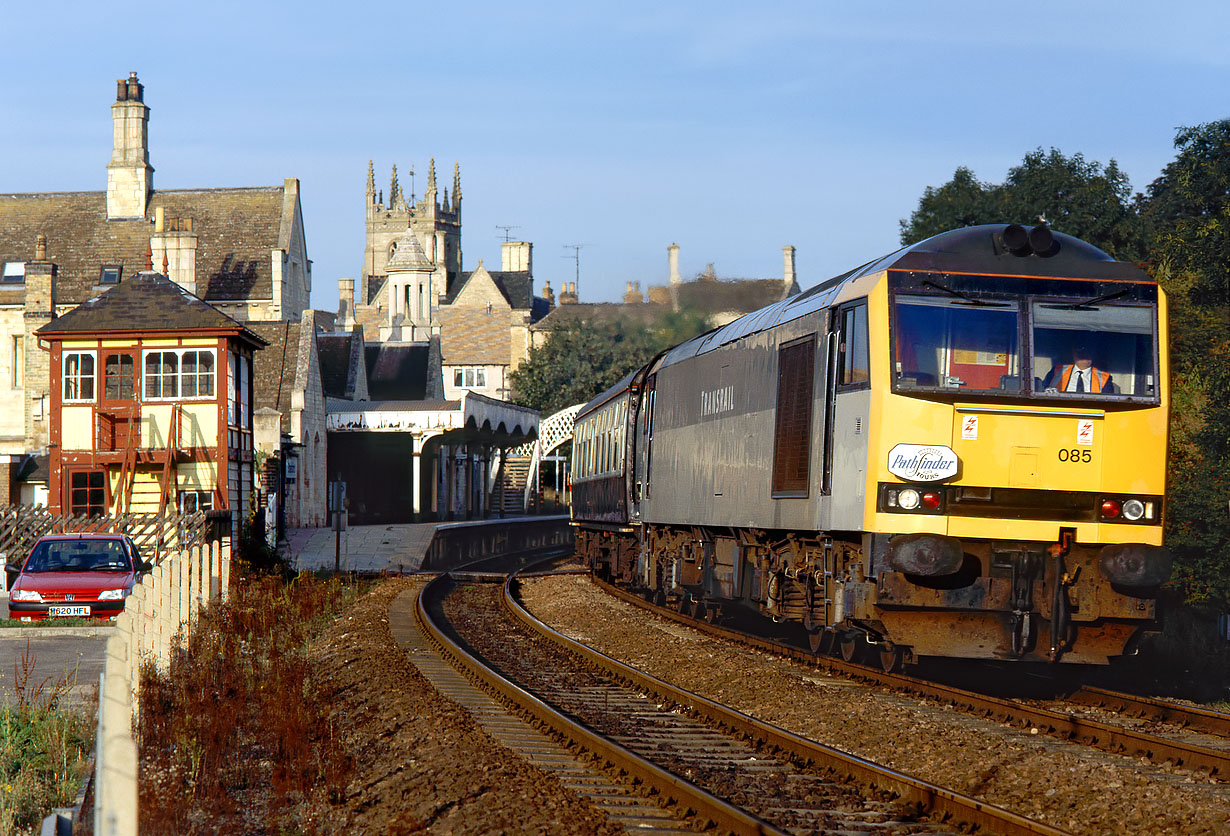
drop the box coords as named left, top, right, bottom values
left=283, top=514, right=571, bottom=574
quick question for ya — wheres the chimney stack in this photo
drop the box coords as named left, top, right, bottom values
left=541, top=280, right=555, bottom=307
left=623, top=281, right=643, bottom=304
left=668, top=243, right=680, bottom=285
left=338, top=277, right=355, bottom=328
left=107, top=72, right=153, bottom=220
left=783, top=245, right=796, bottom=286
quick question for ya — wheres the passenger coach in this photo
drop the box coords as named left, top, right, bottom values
left=572, top=225, right=1170, bottom=667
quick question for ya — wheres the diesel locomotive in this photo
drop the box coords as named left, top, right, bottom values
left=571, top=224, right=1171, bottom=668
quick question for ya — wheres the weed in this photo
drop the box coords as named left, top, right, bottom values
left=138, top=572, right=358, bottom=834
left=0, top=641, right=94, bottom=836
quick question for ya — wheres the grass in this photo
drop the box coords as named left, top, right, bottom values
left=138, top=572, right=359, bottom=834
left=0, top=618, right=106, bottom=629
left=0, top=642, right=94, bottom=836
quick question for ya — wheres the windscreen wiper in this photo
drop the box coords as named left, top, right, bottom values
left=1040, top=289, right=1128, bottom=311
left=922, top=279, right=1012, bottom=307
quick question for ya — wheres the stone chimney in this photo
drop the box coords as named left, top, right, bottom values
left=24, top=237, right=55, bottom=452
left=541, top=280, right=555, bottom=308
left=337, top=277, right=355, bottom=329
left=151, top=209, right=198, bottom=294
left=559, top=282, right=578, bottom=305
left=783, top=245, right=796, bottom=286
left=501, top=241, right=533, bottom=274
left=668, top=243, right=680, bottom=285
left=699, top=263, right=717, bottom=282
left=107, top=72, right=154, bottom=221
left=623, top=281, right=643, bottom=304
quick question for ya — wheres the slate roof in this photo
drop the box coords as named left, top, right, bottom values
left=448, top=269, right=547, bottom=319
left=318, top=332, right=359, bottom=399
left=37, top=271, right=266, bottom=347
left=0, top=186, right=288, bottom=306
left=366, top=344, right=430, bottom=400
left=674, top=277, right=796, bottom=312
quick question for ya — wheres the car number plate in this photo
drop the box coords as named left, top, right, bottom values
left=49, top=605, right=91, bottom=617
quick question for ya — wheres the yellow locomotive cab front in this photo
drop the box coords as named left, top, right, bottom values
left=858, top=232, right=1170, bottom=664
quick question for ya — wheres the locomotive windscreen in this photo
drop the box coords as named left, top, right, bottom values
left=890, top=276, right=1160, bottom=402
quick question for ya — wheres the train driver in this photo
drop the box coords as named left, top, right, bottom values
left=1042, top=344, right=1114, bottom=394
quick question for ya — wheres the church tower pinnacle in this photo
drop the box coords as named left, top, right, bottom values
left=389, top=164, right=400, bottom=207
left=452, top=163, right=462, bottom=214
left=367, top=159, right=375, bottom=201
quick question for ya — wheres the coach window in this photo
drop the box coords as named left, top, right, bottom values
left=838, top=303, right=869, bottom=387
left=772, top=335, right=816, bottom=497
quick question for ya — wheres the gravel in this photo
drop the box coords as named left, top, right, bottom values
left=519, top=574, right=1230, bottom=836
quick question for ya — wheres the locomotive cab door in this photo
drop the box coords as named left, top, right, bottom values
left=824, top=302, right=872, bottom=529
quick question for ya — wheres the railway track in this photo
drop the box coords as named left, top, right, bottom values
left=592, top=576, right=1230, bottom=778
left=416, top=565, right=1074, bottom=836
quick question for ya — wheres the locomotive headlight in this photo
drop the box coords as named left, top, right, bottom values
left=898, top=489, right=921, bottom=510
left=1122, top=499, right=1146, bottom=521
left=1100, top=499, right=1121, bottom=518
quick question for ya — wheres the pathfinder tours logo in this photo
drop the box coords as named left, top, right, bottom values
left=887, top=444, right=959, bottom=482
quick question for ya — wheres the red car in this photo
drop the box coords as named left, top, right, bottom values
left=5, top=533, right=151, bottom=622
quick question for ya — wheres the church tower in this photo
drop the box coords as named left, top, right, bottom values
left=361, top=158, right=462, bottom=323
left=106, top=72, right=154, bottom=220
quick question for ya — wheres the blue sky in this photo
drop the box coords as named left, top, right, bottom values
left=5, top=2, right=1229, bottom=313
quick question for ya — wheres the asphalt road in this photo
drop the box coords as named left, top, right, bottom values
left=0, top=594, right=110, bottom=708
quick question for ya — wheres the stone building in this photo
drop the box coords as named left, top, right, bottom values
left=0, top=72, right=316, bottom=512
left=337, top=162, right=551, bottom=399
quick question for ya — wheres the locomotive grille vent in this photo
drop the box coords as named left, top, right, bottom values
left=854, top=418, right=862, bottom=435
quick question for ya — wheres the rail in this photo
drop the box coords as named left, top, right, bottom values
left=414, top=569, right=782, bottom=835
left=593, top=576, right=1230, bottom=779
left=510, top=573, right=1072, bottom=836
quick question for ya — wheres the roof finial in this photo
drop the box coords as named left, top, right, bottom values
left=162, top=247, right=169, bottom=275
left=145, top=240, right=153, bottom=271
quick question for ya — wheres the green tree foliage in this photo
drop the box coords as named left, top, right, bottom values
left=1139, top=121, right=1230, bottom=603
left=510, top=310, right=710, bottom=415
left=900, top=149, right=1142, bottom=260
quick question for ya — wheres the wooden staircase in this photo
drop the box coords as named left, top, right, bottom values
left=496, top=456, right=533, bottom=515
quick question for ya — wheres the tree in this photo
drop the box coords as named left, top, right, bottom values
left=1139, top=122, right=1230, bottom=604
left=900, top=149, right=1143, bottom=260
left=510, top=310, right=709, bottom=416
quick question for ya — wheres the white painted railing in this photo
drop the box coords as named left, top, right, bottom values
left=91, top=540, right=230, bottom=836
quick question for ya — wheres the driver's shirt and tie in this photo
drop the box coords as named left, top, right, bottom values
left=1066, top=367, right=1090, bottom=392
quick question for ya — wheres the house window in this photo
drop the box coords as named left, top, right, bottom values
left=11, top=336, right=22, bottom=388
left=70, top=470, right=106, bottom=517
left=143, top=348, right=216, bottom=400
left=227, top=353, right=236, bottom=425
left=99, top=265, right=122, bottom=284
left=178, top=490, right=213, bottom=513
left=63, top=352, right=96, bottom=402
left=452, top=367, right=487, bottom=388
left=2, top=262, right=24, bottom=283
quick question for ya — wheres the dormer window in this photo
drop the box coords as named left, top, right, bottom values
left=100, top=265, right=122, bottom=284
left=2, top=262, right=24, bottom=284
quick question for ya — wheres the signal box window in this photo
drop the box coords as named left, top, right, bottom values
left=104, top=354, right=137, bottom=400
left=63, top=352, right=96, bottom=402
left=1032, top=303, right=1155, bottom=398
left=892, top=296, right=1020, bottom=392
left=772, top=337, right=815, bottom=497
left=70, top=470, right=106, bottom=517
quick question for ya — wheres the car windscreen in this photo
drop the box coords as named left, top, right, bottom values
left=23, top=540, right=132, bottom=573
